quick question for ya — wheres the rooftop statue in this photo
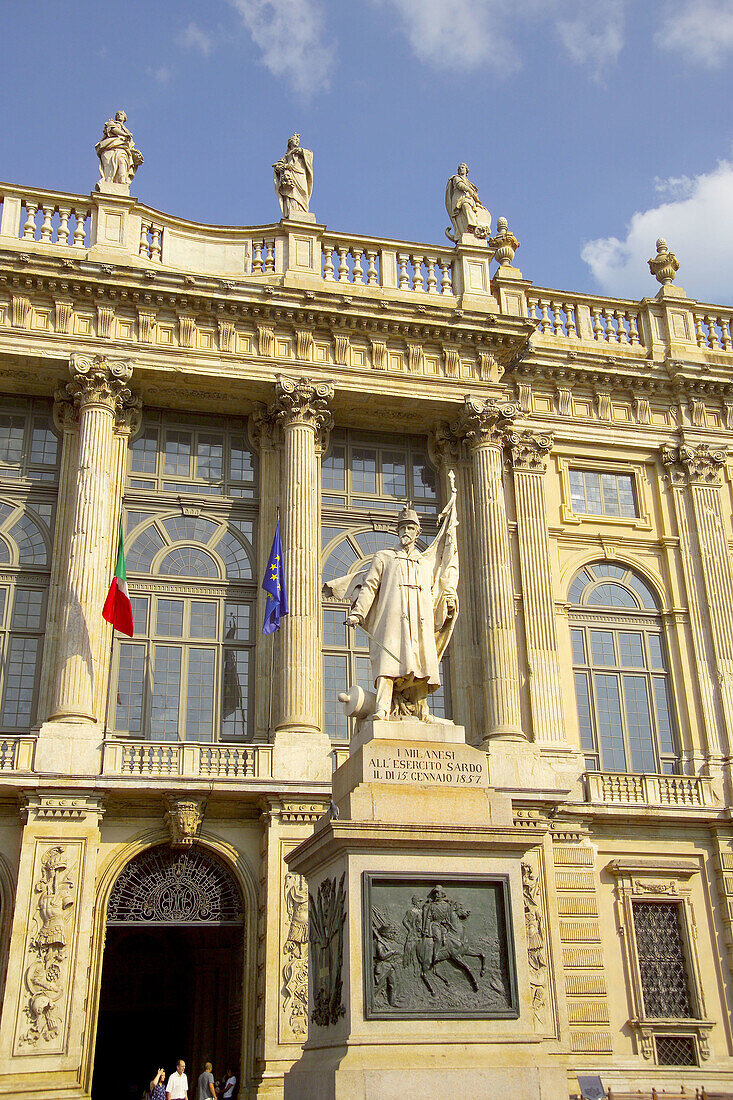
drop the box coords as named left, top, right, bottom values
left=273, top=133, right=314, bottom=221
left=325, top=473, right=459, bottom=722
left=445, top=163, right=492, bottom=244
left=95, top=111, right=143, bottom=192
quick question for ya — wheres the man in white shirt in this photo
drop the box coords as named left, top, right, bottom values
left=166, top=1060, right=189, bottom=1100
left=222, top=1069, right=237, bottom=1099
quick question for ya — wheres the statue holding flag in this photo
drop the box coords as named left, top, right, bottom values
left=324, top=473, right=459, bottom=722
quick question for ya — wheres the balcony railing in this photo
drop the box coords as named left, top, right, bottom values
left=0, top=736, right=35, bottom=773
left=101, top=739, right=274, bottom=779
left=585, top=771, right=717, bottom=808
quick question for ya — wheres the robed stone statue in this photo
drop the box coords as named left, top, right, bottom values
left=445, top=163, right=491, bottom=243
left=273, top=133, right=314, bottom=220
left=325, top=474, right=459, bottom=721
left=95, top=111, right=143, bottom=190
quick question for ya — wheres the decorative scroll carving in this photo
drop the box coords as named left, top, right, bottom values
left=309, top=872, right=346, bottom=1027
left=631, top=879, right=677, bottom=895
left=369, top=337, right=387, bottom=370
left=55, top=354, right=139, bottom=431
left=165, top=797, right=204, bottom=848
left=428, top=421, right=462, bottom=468
left=451, top=394, right=518, bottom=449
left=12, top=295, right=31, bottom=328
left=295, top=328, right=315, bottom=362
left=257, top=324, right=275, bottom=357
left=282, top=872, right=309, bottom=1040
left=178, top=315, right=196, bottom=349
left=96, top=304, right=115, bottom=339
left=272, top=376, right=334, bottom=446
left=138, top=308, right=157, bottom=343
left=508, top=429, right=553, bottom=472
left=334, top=333, right=350, bottom=365
left=19, top=845, right=75, bottom=1047
left=107, top=845, right=243, bottom=925
left=522, top=862, right=547, bottom=1024
left=217, top=318, right=235, bottom=352
left=54, top=299, right=73, bottom=335
left=661, top=443, right=726, bottom=486
left=478, top=350, right=502, bottom=382
left=634, top=395, right=651, bottom=424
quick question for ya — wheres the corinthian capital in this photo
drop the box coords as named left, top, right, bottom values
left=661, top=442, right=727, bottom=486
left=451, top=394, right=518, bottom=449
left=508, top=428, right=554, bottom=472
left=55, top=354, right=140, bottom=432
left=272, top=375, right=334, bottom=445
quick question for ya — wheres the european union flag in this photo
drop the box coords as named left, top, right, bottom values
left=262, top=522, right=289, bottom=634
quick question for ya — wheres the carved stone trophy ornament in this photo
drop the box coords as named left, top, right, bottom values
left=20, top=846, right=75, bottom=1046
left=273, top=133, right=314, bottom=220
left=445, top=163, right=492, bottom=243
left=95, top=110, right=144, bottom=192
left=324, top=470, right=459, bottom=723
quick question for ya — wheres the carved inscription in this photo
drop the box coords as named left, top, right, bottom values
left=365, top=743, right=487, bottom=787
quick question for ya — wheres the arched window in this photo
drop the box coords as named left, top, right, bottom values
left=109, top=511, right=256, bottom=742
left=569, top=562, right=678, bottom=774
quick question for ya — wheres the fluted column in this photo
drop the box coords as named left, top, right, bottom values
left=662, top=443, right=733, bottom=757
left=509, top=429, right=565, bottom=744
left=46, top=355, right=139, bottom=726
left=452, top=396, right=523, bottom=740
left=249, top=408, right=280, bottom=741
left=269, top=377, right=333, bottom=747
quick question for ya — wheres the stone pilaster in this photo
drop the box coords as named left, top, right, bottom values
left=35, top=354, right=140, bottom=776
left=269, top=375, right=334, bottom=780
left=661, top=443, right=731, bottom=760
left=509, top=429, right=565, bottom=745
left=0, top=793, right=104, bottom=1096
left=452, top=396, right=523, bottom=741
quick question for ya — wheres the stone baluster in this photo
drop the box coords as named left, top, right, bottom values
left=627, top=311, right=640, bottom=346
left=22, top=201, right=38, bottom=240
left=268, top=376, right=334, bottom=779
left=57, top=207, right=71, bottom=246
left=138, top=222, right=150, bottom=258
left=321, top=245, right=334, bottom=280
left=508, top=430, right=565, bottom=744
left=452, top=396, right=523, bottom=741
left=439, top=259, right=452, bottom=295
left=72, top=208, right=87, bottom=248
left=149, top=226, right=162, bottom=262
left=563, top=302, right=577, bottom=338
left=397, top=254, right=410, bottom=290
left=35, top=355, right=140, bottom=775
left=720, top=316, right=732, bottom=351
left=252, top=240, right=264, bottom=274
left=551, top=301, right=563, bottom=335
left=591, top=306, right=604, bottom=341
left=264, top=241, right=276, bottom=274
left=365, top=249, right=379, bottom=286
left=539, top=299, right=551, bottom=334
left=615, top=309, right=629, bottom=343
left=351, top=247, right=365, bottom=284
left=694, top=313, right=707, bottom=348
left=426, top=257, right=438, bottom=293
left=40, top=205, right=54, bottom=243
left=411, top=255, right=424, bottom=291
left=705, top=315, right=721, bottom=349
left=660, top=444, right=731, bottom=761
left=337, top=247, right=350, bottom=282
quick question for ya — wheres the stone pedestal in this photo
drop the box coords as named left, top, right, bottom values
left=284, top=719, right=565, bottom=1100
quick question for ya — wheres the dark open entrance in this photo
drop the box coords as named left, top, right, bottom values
left=92, top=845, right=244, bottom=1100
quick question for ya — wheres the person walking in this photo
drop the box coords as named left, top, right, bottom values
left=150, top=1068, right=167, bottom=1100
left=166, top=1060, right=188, bottom=1100
left=196, top=1062, right=216, bottom=1100
left=221, top=1069, right=237, bottom=1099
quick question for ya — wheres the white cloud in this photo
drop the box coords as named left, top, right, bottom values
left=151, top=65, right=172, bottom=84
left=581, top=160, right=733, bottom=303
left=179, top=22, right=214, bottom=56
left=229, top=0, right=335, bottom=97
left=655, top=0, right=733, bottom=68
left=371, top=0, right=627, bottom=77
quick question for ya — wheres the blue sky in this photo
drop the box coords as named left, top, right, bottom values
left=2, top=1, right=732, bottom=303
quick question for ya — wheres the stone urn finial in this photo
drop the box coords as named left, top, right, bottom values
left=648, top=237, right=679, bottom=286
left=488, top=216, right=520, bottom=267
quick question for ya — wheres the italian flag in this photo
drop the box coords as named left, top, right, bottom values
left=103, top=519, right=134, bottom=637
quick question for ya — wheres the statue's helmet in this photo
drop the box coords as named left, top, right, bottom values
left=428, top=885, right=446, bottom=900
left=397, top=504, right=421, bottom=531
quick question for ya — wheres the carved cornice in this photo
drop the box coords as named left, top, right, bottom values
left=271, top=375, right=334, bottom=447
left=507, top=428, right=554, bottom=472
left=660, top=443, right=727, bottom=486
left=451, top=394, right=518, bottom=449
left=54, top=354, right=141, bottom=434
left=21, top=792, right=106, bottom=824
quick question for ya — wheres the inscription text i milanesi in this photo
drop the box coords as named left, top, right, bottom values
left=368, top=744, right=485, bottom=785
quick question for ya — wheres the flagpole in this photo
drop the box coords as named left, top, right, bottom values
left=267, top=505, right=280, bottom=740
left=103, top=625, right=115, bottom=738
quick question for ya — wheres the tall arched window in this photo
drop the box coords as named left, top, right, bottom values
left=569, top=562, right=678, bottom=774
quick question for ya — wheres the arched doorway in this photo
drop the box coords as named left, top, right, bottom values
left=92, top=844, right=244, bottom=1100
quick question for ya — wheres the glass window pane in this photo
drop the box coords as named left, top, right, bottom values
left=221, top=648, right=250, bottom=739
left=163, top=430, right=192, bottom=476
left=130, top=596, right=148, bottom=636
left=574, top=671, right=595, bottom=751
left=190, top=600, right=217, bottom=639
left=0, top=415, right=25, bottom=467
left=230, top=435, right=256, bottom=484
left=225, top=602, right=251, bottom=642
left=595, top=673, right=626, bottom=771
left=352, top=530, right=395, bottom=557
left=623, top=674, right=656, bottom=772
left=654, top=677, right=676, bottom=755
left=592, top=563, right=627, bottom=579
left=324, top=654, right=349, bottom=739
left=126, top=526, right=165, bottom=572
left=151, top=645, right=181, bottom=738
left=569, top=469, right=585, bottom=511
left=0, top=588, right=6, bottom=626
left=381, top=451, right=406, bottom=497
left=216, top=530, right=252, bottom=579
left=130, top=428, right=158, bottom=474
left=591, top=630, right=615, bottom=666
left=155, top=599, right=184, bottom=637
left=587, top=583, right=637, bottom=609
left=627, top=573, right=658, bottom=609
left=323, top=607, right=347, bottom=647
left=158, top=546, right=219, bottom=578
left=11, top=588, right=44, bottom=630
left=162, top=516, right=219, bottom=544
left=1, top=636, right=39, bottom=727
left=196, top=434, right=223, bottom=482
left=351, top=448, right=377, bottom=494
left=648, top=635, right=664, bottom=670
left=568, top=573, right=589, bottom=604
left=322, top=539, right=359, bottom=582
left=8, top=515, right=47, bottom=566
left=30, top=420, right=58, bottom=467
left=601, top=473, right=621, bottom=515
left=115, top=644, right=145, bottom=733
left=618, top=632, right=644, bottom=668
left=412, top=454, right=436, bottom=500
left=322, top=446, right=346, bottom=492
left=616, top=474, right=637, bottom=517
left=0, top=538, right=10, bottom=565
left=584, top=472, right=603, bottom=514
left=185, top=648, right=215, bottom=741
left=571, top=628, right=586, bottom=664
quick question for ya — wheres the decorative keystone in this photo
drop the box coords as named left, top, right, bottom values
left=488, top=217, right=520, bottom=267
left=648, top=238, right=679, bottom=286
left=165, top=797, right=204, bottom=848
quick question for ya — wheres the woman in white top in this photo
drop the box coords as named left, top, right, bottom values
left=221, top=1069, right=236, bottom=1099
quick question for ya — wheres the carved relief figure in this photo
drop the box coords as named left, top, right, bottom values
left=445, top=163, right=492, bottom=243
left=95, top=110, right=144, bottom=187
left=273, top=133, right=314, bottom=219
left=372, top=908, right=405, bottom=1007
left=521, top=862, right=547, bottom=1022
left=326, top=472, right=458, bottom=721
left=309, top=873, right=346, bottom=1027
left=20, top=845, right=75, bottom=1045
left=282, top=872, right=309, bottom=1040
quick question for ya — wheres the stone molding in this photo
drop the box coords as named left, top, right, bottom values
left=660, top=442, right=727, bottom=486
left=451, top=394, right=518, bottom=449
left=54, top=353, right=141, bottom=434
left=21, top=793, right=106, bottom=825
left=507, top=428, right=554, bottom=472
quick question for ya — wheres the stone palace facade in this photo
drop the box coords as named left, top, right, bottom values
left=0, top=120, right=732, bottom=1098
